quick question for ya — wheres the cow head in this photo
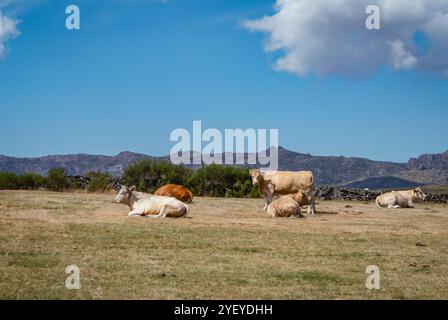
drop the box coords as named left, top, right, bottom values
left=249, top=169, right=262, bottom=186
left=413, top=187, right=427, bottom=201
left=114, top=185, right=136, bottom=204
left=292, top=191, right=305, bottom=204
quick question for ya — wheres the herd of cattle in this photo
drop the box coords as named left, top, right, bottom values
left=113, top=169, right=429, bottom=219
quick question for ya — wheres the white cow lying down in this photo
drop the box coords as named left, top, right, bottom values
left=114, top=186, right=189, bottom=218
left=375, top=188, right=426, bottom=209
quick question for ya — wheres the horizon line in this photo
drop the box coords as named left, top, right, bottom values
left=1, top=146, right=447, bottom=165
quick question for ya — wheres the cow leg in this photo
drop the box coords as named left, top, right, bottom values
left=291, top=209, right=304, bottom=219
left=307, top=191, right=316, bottom=215
left=264, top=185, right=275, bottom=211
left=388, top=204, right=400, bottom=209
left=263, top=196, right=271, bottom=212
left=146, top=205, right=169, bottom=219
left=408, top=200, right=415, bottom=208
left=263, top=202, right=268, bottom=211
left=181, top=205, right=189, bottom=218
left=128, top=210, right=143, bottom=217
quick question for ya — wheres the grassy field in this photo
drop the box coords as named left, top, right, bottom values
left=0, top=190, right=447, bottom=300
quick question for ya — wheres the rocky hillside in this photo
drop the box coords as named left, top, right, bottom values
left=275, top=147, right=407, bottom=185
left=343, top=176, right=424, bottom=190
left=0, top=152, right=155, bottom=177
left=407, top=151, right=448, bottom=171
left=1, top=147, right=447, bottom=188
left=398, top=151, right=448, bottom=185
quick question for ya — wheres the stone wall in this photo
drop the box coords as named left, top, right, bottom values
left=315, top=186, right=448, bottom=204
left=66, top=175, right=448, bottom=203
left=65, top=175, right=123, bottom=190
left=421, top=192, right=448, bottom=204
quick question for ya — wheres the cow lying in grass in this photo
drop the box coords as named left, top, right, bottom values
left=114, top=185, right=189, bottom=218
left=266, top=195, right=304, bottom=218
left=154, top=184, right=193, bottom=203
left=375, top=188, right=427, bottom=209
left=266, top=191, right=309, bottom=218
left=287, top=191, right=309, bottom=207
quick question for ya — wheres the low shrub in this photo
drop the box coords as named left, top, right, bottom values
left=86, top=171, right=113, bottom=193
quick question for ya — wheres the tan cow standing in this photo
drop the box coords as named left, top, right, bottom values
left=375, top=188, right=427, bottom=209
left=250, top=169, right=316, bottom=214
left=266, top=196, right=304, bottom=218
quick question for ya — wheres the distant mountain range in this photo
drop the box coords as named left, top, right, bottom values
left=1, top=147, right=447, bottom=189
left=342, top=176, right=424, bottom=190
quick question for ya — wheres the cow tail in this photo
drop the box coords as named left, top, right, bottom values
left=375, top=197, right=382, bottom=208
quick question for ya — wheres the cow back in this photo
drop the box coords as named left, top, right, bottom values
left=270, top=171, right=314, bottom=194
left=154, top=184, right=193, bottom=203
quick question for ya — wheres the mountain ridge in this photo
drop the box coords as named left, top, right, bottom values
left=1, top=147, right=447, bottom=187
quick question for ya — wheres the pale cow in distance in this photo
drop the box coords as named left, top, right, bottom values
left=266, top=196, right=304, bottom=218
left=114, top=185, right=189, bottom=218
left=249, top=169, right=316, bottom=214
left=375, top=188, right=427, bottom=209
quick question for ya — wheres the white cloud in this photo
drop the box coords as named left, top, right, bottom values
left=389, top=39, right=418, bottom=70
left=243, top=0, right=448, bottom=77
left=0, top=10, right=19, bottom=58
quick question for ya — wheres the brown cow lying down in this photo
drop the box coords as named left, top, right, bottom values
left=375, top=188, right=426, bottom=209
left=154, top=184, right=193, bottom=203
left=266, top=196, right=304, bottom=218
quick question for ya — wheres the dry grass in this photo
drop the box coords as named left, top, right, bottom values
left=0, top=190, right=447, bottom=300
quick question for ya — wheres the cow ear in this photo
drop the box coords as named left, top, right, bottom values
left=129, top=186, right=136, bottom=192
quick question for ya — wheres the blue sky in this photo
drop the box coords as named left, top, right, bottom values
left=0, top=0, right=447, bottom=162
